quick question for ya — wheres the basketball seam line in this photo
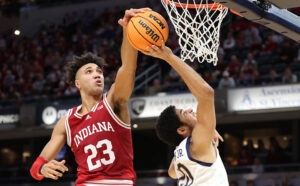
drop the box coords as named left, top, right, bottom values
left=127, top=31, right=144, bottom=51
left=137, top=15, right=166, bottom=42
left=130, top=19, right=156, bottom=46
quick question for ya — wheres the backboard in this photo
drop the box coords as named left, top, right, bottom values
left=213, top=0, right=300, bottom=42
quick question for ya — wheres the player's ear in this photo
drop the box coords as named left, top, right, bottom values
left=75, top=79, right=80, bottom=89
left=177, top=126, right=189, bottom=137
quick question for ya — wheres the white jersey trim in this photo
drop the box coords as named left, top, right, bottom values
left=103, top=95, right=131, bottom=130
left=64, top=109, right=72, bottom=147
left=74, top=105, right=83, bottom=119
left=83, top=179, right=133, bottom=185
left=74, top=103, right=99, bottom=118
left=92, top=103, right=99, bottom=112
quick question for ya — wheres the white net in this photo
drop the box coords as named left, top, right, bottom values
left=161, top=0, right=228, bottom=65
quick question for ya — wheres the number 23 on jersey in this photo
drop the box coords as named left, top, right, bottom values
left=84, top=139, right=115, bottom=171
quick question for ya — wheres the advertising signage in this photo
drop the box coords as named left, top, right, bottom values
left=37, top=100, right=80, bottom=125
left=228, top=84, right=300, bottom=112
left=0, top=107, right=19, bottom=129
left=129, top=93, right=197, bottom=119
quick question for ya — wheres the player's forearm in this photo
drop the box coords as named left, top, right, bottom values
left=39, top=140, right=64, bottom=161
left=121, top=28, right=138, bottom=72
left=165, top=54, right=214, bottom=100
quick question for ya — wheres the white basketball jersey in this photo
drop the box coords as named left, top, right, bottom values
left=173, top=137, right=229, bottom=186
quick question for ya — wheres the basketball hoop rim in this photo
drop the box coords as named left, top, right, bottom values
left=161, top=0, right=243, bottom=17
left=161, top=0, right=225, bottom=10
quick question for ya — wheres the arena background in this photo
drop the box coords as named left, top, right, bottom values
left=0, top=0, right=300, bottom=186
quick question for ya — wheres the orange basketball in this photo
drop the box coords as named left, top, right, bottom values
left=127, top=10, right=169, bottom=51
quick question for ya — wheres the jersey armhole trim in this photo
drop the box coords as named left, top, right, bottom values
left=65, top=109, right=72, bottom=147
left=103, top=94, right=131, bottom=129
left=186, top=136, right=213, bottom=167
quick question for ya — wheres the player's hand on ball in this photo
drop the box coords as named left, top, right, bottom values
left=40, top=159, right=68, bottom=180
left=142, top=41, right=173, bottom=61
left=118, top=8, right=152, bottom=27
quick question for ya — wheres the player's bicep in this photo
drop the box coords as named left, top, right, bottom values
left=113, top=66, right=135, bottom=103
left=192, top=100, right=216, bottom=148
left=40, top=116, right=67, bottom=161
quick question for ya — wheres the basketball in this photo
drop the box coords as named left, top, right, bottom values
left=127, top=10, right=169, bottom=51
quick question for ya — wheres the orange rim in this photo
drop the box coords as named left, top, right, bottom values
left=161, top=0, right=243, bottom=17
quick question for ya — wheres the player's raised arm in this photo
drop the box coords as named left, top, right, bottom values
left=106, top=8, right=151, bottom=123
left=142, top=42, right=215, bottom=151
left=30, top=116, right=68, bottom=181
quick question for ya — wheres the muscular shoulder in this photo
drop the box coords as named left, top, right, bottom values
left=52, top=116, right=67, bottom=135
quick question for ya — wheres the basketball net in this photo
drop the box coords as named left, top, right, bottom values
left=161, top=0, right=229, bottom=66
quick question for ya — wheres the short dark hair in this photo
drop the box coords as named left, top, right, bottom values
left=66, top=52, right=107, bottom=86
left=155, top=105, right=185, bottom=146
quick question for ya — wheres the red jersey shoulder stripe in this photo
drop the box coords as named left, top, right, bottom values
left=64, top=109, right=73, bottom=147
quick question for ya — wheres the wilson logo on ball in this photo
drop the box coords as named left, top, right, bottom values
left=138, top=20, right=160, bottom=42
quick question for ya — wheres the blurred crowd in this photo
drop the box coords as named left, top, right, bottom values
left=0, top=6, right=300, bottom=107
left=230, top=137, right=293, bottom=168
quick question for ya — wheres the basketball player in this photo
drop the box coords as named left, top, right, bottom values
left=30, top=8, right=151, bottom=186
left=142, top=42, right=229, bottom=186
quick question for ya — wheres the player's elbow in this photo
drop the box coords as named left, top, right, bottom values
left=168, top=168, right=177, bottom=179
left=196, top=85, right=214, bottom=100
left=206, top=86, right=214, bottom=96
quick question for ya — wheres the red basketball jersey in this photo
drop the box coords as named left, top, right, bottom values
left=64, top=95, right=136, bottom=186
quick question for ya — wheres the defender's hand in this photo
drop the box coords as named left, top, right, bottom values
left=142, top=40, right=173, bottom=61
left=40, top=160, right=68, bottom=180
left=118, top=8, right=152, bottom=27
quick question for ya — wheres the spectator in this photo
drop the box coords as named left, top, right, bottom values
left=269, top=137, right=282, bottom=151
left=245, top=139, right=255, bottom=157
left=251, top=157, right=264, bottom=173
left=279, top=40, right=297, bottom=63
left=230, top=180, right=239, bottom=186
left=243, top=52, right=257, bottom=68
left=223, top=31, right=236, bottom=51
left=281, top=175, right=293, bottom=186
left=262, top=35, right=277, bottom=54
left=255, top=139, right=268, bottom=163
left=236, top=71, right=251, bottom=87
left=246, top=64, right=260, bottom=85
left=244, top=23, right=261, bottom=45
left=282, top=67, right=297, bottom=84
left=264, top=69, right=281, bottom=85
left=267, top=178, right=278, bottom=186
left=266, top=144, right=283, bottom=164
left=246, top=180, right=255, bottom=186
left=168, top=68, right=180, bottom=82
left=147, top=79, right=163, bottom=95
left=218, top=71, right=236, bottom=89
left=238, top=148, right=253, bottom=166
left=250, top=37, right=262, bottom=57
left=227, top=55, right=241, bottom=76
left=284, top=138, right=293, bottom=163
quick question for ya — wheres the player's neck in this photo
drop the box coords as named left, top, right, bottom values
left=80, top=93, right=102, bottom=115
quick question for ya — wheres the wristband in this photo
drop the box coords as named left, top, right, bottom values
left=30, top=156, right=48, bottom=180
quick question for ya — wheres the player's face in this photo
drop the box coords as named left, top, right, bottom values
left=75, top=63, right=104, bottom=96
left=176, top=108, right=197, bottom=129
